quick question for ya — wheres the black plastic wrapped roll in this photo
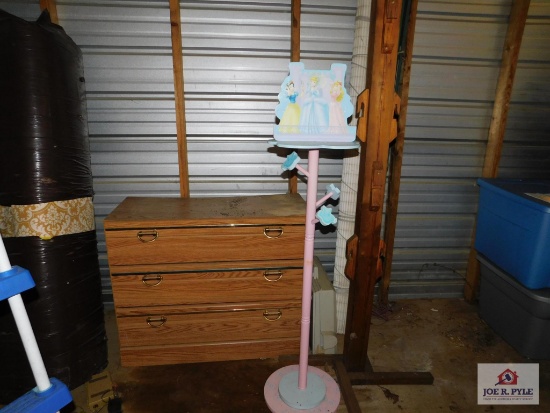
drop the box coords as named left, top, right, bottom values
left=0, top=10, right=107, bottom=402
left=0, top=10, right=93, bottom=205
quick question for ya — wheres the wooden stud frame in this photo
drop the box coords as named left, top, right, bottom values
left=344, top=0, right=403, bottom=371
left=169, top=0, right=190, bottom=198
left=287, top=0, right=301, bottom=194
left=342, top=0, right=433, bottom=387
left=39, top=0, right=58, bottom=24
left=379, top=0, right=419, bottom=307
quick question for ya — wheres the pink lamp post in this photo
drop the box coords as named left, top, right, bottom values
left=266, top=61, right=358, bottom=411
left=264, top=141, right=358, bottom=412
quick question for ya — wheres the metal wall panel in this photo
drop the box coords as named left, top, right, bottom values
left=1, top=1, right=548, bottom=301
left=385, top=0, right=509, bottom=298
left=30, top=0, right=354, bottom=298
left=0, top=1, right=39, bottom=19
left=500, top=2, right=550, bottom=178
left=388, top=0, right=550, bottom=299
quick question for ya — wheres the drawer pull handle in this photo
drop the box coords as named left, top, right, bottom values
left=263, top=270, right=283, bottom=282
left=263, top=310, right=282, bottom=321
left=263, top=227, right=283, bottom=239
left=137, top=230, right=158, bottom=243
left=146, top=316, right=167, bottom=328
left=142, top=274, right=163, bottom=287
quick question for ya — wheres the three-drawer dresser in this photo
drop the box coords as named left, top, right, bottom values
left=104, top=194, right=306, bottom=367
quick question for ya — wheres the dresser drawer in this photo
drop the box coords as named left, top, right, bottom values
left=111, top=266, right=303, bottom=307
left=116, top=304, right=301, bottom=348
left=105, top=225, right=304, bottom=266
left=119, top=338, right=301, bottom=366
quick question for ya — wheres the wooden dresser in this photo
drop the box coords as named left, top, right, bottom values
left=104, top=194, right=306, bottom=367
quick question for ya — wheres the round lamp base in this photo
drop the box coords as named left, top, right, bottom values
left=264, top=365, right=340, bottom=412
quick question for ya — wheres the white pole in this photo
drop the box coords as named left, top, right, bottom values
left=7, top=295, right=52, bottom=392
left=0, top=236, right=52, bottom=393
left=333, top=0, right=371, bottom=334
left=0, top=236, right=11, bottom=273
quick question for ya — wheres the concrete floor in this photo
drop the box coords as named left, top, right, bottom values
left=67, top=298, right=549, bottom=412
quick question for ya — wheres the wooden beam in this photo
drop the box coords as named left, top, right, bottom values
left=290, top=0, right=301, bottom=63
left=39, top=0, right=58, bottom=24
left=287, top=0, right=301, bottom=194
left=482, top=0, right=530, bottom=179
left=464, top=0, right=530, bottom=302
left=333, top=358, right=363, bottom=413
left=348, top=370, right=434, bottom=385
left=379, top=0, right=419, bottom=307
left=343, top=0, right=403, bottom=372
left=169, top=0, right=190, bottom=198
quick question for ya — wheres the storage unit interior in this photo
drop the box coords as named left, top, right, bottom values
left=1, top=0, right=550, bottom=412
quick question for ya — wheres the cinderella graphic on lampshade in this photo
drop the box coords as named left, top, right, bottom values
left=274, top=62, right=356, bottom=142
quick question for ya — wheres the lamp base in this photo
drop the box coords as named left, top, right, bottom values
left=264, top=365, right=340, bottom=412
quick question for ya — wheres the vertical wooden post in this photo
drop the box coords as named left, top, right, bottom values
left=39, top=0, right=58, bottom=24
left=464, top=0, right=530, bottom=302
left=482, top=0, right=530, bottom=179
left=379, top=0, right=419, bottom=307
left=344, top=0, right=402, bottom=372
left=169, top=0, right=190, bottom=198
left=290, top=0, right=301, bottom=63
left=287, top=0, right=301, bottom=194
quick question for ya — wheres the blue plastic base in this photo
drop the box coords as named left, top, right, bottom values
left=265, top=365, right=340, bottom=412
left=279, top=371, right=326, bottom=409
left=0, top=266, right=35, bottom=301
left=0, top=378, right=72, bottom=413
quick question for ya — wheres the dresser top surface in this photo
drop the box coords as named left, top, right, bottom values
left=104, top=194, right=306, bottom=229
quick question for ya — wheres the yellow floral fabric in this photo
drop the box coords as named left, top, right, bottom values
left=0, top=197, right=95, bottom=239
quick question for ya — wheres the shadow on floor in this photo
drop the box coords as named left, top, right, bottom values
left=67, top=298, right=549, bottom=412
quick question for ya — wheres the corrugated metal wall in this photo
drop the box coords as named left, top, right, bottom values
left=389, top=0, right=550, bottom=299
left=500, top=1, right=550, bottom=178
left=0, top=0, right=356, bottom=299
left=1, top=0, right=549, bottom=302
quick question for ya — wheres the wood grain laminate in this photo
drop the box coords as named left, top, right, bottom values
left=104, top=194, right=306, bottom=229
left=119, top=338, right=301, bottom=367
left=117, top=305, right=302, bottom=348
left=105, top=194, right=306, bottom=366
left=111, top=267, right=303, bottom=307
left=104, top=225, right=305, bottom=265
